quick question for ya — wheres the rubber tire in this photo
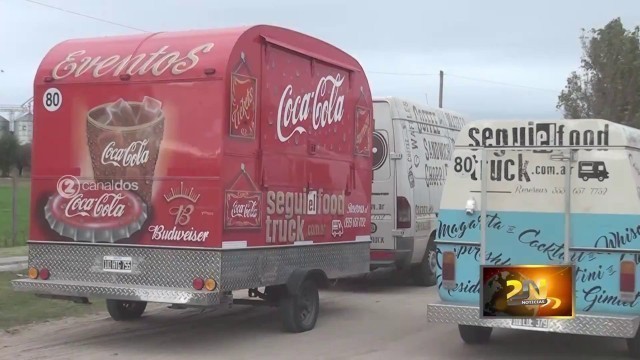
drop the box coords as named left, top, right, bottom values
left=279, top=278, right=320, bottom=333
left=627, top=332, right=640, bottom=358
left=411, top=239, right=437, bottom=287
left=458, top=325, right=493, bottom=344
left=106, top=299, right=147, bottom=321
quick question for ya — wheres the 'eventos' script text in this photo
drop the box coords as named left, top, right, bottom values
left=52, top=43, right=215, bottom=79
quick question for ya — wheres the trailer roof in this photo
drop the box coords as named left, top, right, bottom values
left=35, top=24, right=367, bottom=85
left=373, top=96, right=469, bottom=128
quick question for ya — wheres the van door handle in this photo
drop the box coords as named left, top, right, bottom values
left=345, top=163, right=355, bottom=195
left=261, top=168, right=269, bottom=189
left=308, top=142, right=317, bottom=155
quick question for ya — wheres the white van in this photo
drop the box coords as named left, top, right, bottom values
left=371, top=97, right=468, bottom=286
left=427, top=118, right=640, bottom=358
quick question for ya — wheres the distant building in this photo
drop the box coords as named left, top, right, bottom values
left=0, top=116, right=9, bottom=135
left=14, top=113, right=33, bottom=145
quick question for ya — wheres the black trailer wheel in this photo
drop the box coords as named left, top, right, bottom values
left=279, top=278, right=319, bottom=333
left=458, top=325, right=492, bottom=344
left=106, top=299, right=147, bottom=321
left=627, top=331, right=640, bottom=358
left=411, top=236, right=437, bottom=287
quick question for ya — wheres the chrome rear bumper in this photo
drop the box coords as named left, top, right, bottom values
left=12, top=241, right=370, bottom=306
left=427, top=302, right=640, bottom=338
left=12, top=278, right=223, bottom=306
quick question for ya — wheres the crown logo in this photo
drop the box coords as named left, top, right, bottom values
left=164, top=182, right=201, bottom=203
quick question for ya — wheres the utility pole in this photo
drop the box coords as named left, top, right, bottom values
left=439, top=70, right=444, bottom=108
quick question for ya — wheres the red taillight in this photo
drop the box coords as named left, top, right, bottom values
left=370, top=250, right=395, bottom=261
left=396, top=196, right=411, bottom=229
left=39, top=268, right=50, bottom=280
left=193, top=278, right=204, bottom=290
left=620, top=260, right=636, bottom=302
left=442, top=251, right=456, bottom=289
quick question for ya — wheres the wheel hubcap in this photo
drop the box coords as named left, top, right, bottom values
left=428, top=250, right=437, bottom=273
left=298, top=288, right=316, bottom=324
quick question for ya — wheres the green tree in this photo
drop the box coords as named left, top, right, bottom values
left=0, top=132, right=19, bottom=177
left=557, top=18, right=640, bottom=126
left=16, top=142, right=32, bottom=177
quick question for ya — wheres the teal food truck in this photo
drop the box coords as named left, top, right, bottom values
left=427, top=119, right=640, bottom=357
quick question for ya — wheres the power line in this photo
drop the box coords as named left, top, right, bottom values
left=446, top=73, right=560, bottom=93
left=367, top=71, right=439, bottom=77
left=20, top=1, right=558, bottom=94
left=369, top=70, right=560, bottom=93
left=23, top=0, right=148, bottom=32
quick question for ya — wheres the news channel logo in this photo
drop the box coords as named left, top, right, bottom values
left=480, top=264, right=575, bottom=319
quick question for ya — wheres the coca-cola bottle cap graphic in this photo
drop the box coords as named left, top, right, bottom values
left=44, top=175, right=148, bottom=243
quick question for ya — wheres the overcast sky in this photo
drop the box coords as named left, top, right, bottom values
left=1, top=0, right=639, bottom=120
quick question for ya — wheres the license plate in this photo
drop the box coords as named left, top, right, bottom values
left=103, top=256, right=132, bottom=273
left=511, top=318, right=550, bottom=331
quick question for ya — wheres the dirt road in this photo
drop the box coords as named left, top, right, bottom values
left=0, top=274, right=632, bottom=360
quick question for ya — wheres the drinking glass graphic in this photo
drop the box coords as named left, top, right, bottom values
left=86, top=97, right=165, bottom=204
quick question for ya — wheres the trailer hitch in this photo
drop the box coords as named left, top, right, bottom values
left=248, top=288, right=268, bottom=300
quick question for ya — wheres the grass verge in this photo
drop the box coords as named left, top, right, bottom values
left=0, top=180, right=31, bottom=248
left=0, top=271, right=102, bottom=330
left=0, top=246, right=28, bottom=258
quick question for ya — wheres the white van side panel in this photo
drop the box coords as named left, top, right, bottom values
left=391, top=118, right=457, bottom=261
left=372, top=96, right=467, bottom=264
left=372, top=98, right=466, bottom=263
left=392, top=119, right=425, bottom=260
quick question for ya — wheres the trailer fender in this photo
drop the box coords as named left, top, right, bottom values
left=286, top=269, right=329, bottom=295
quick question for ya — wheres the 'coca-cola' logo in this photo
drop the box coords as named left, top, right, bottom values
left=224, top=190, right=262, bottom=229
left=276, top=74, right=345, bottom=143
left=65, top=193, right=126, bottom=218
left=101, top=139, right=150, bottom=167
left=52, top=43, right=215, bottom=80
left=231, top=200, right=259, bottom=219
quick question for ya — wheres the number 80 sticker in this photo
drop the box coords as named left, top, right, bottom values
left=43, top=88, right=62, bottom=112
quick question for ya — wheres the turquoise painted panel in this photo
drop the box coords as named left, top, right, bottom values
left=436, top=209, right=640, bottom=314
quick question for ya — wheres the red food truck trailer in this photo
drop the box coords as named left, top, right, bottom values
left=11, top=24, right=373, bottom=333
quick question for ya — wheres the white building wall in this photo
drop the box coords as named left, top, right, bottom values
left=14, top=114, right=33, bottom=145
